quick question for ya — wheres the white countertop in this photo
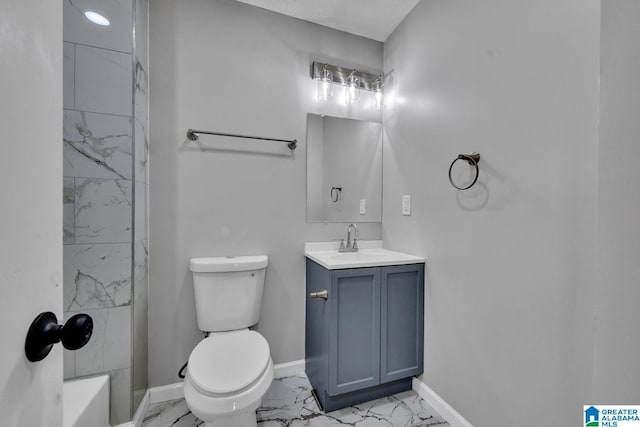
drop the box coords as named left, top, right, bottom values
left=305, top=240, right=425, bottom=270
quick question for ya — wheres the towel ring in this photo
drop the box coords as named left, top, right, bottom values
left=448, top=152, right=480, bottom=190
left=330, top=186, right=342, bottom=202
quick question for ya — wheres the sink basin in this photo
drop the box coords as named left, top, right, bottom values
left=305, top=241, right=424, bottom=270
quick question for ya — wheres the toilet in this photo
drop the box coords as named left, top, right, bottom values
left=184, top=255, right=273, bottom=427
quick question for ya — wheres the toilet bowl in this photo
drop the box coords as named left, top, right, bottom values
left=184, top=256, right=272, bottom=427
left=184, top=330, right=274, bottom=426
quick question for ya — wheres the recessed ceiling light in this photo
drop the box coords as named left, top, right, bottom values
left=84, top=11, right=110, bottom=26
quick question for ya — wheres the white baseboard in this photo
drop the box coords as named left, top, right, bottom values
left=412, top=378, right=473, bottom=427
left=148, top=359, right=306, bottom=405
left=273, top=359, right=305, bottom=378
left=149, top=382, right=185, bottom=404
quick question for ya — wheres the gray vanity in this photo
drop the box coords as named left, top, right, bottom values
left=305, top=241, right=425, bottom=412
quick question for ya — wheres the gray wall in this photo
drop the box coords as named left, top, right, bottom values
left=595, top=0, right=640, bottom=403
left=382, top=1, right=599, bottom=426
left=148, top=0, right=383, bottom=387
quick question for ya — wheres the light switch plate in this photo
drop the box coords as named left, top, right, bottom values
left=402, top=195, right=411, bottom=215
left=359, top=199, right=366, bottom=214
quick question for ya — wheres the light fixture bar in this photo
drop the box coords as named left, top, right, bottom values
left=311, top=62, right=381, bottom=91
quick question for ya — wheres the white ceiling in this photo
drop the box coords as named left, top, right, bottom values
left=233, top=0, right=420, bottom=42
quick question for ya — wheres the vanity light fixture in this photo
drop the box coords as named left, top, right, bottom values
left=84, top=11, right=110, bottom=26
left=311, top=62, right=383, bottom=107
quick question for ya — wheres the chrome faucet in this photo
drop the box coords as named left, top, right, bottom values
left=339, top=223, right=359, bottom=252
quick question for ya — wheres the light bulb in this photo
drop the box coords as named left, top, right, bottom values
left=317, top=68, right=333, bottom=101
left=84, top=11, right=110, bottom=26
left=344, top=72, right=360, bottom=105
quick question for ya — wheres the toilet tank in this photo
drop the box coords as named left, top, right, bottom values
left=190, top=255, right=268, bottom=332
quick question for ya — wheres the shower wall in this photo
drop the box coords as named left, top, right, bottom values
left=62, top=0, right=148, bottom=424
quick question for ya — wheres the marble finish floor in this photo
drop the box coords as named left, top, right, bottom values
left=142, top=373, right=449, bottom=427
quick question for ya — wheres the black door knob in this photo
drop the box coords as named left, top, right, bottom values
left=25, top=312, right=93, bottom=362
left=61, top=314, right=93, bottom=350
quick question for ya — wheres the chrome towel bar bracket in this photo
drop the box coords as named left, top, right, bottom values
left=187, top=128, right=297, bottom=151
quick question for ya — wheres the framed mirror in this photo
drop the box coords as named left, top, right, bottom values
left=306, top=114, right=383, bottom=223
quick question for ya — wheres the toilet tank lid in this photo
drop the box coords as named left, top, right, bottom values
left=190, top=255, right=268, bottom=272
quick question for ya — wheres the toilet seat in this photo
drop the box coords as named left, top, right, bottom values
left=188, top=330, right=270, bottom=396
left=184, top=357, right=274, bottom=424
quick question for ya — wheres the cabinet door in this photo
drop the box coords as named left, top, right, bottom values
left=380, top=264, right=424, bottom=383
left=328, top=268, right=381, bottom=396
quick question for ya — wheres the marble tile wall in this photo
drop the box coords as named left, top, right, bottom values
left=74, top=178, right=132, bottom=243
left=64, top=243, right=132, bottom=311
left=62, top=0, right=147, bottom=424
left=75, top=45, right=133, bottom=116
left=63, top=110, right=133, bottom=180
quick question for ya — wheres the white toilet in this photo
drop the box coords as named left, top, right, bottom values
left=184, top=255, right=274, bottom=427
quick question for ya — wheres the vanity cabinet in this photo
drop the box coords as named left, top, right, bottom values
left=305, top=259, right=424, bottom=412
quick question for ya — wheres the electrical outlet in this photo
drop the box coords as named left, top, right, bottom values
left=402, top=195, right=411, bottom=215
left=360, top=199, right=366, bottom=214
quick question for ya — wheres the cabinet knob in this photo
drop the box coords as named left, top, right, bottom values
left=309, top=289, right=329, bottom=300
